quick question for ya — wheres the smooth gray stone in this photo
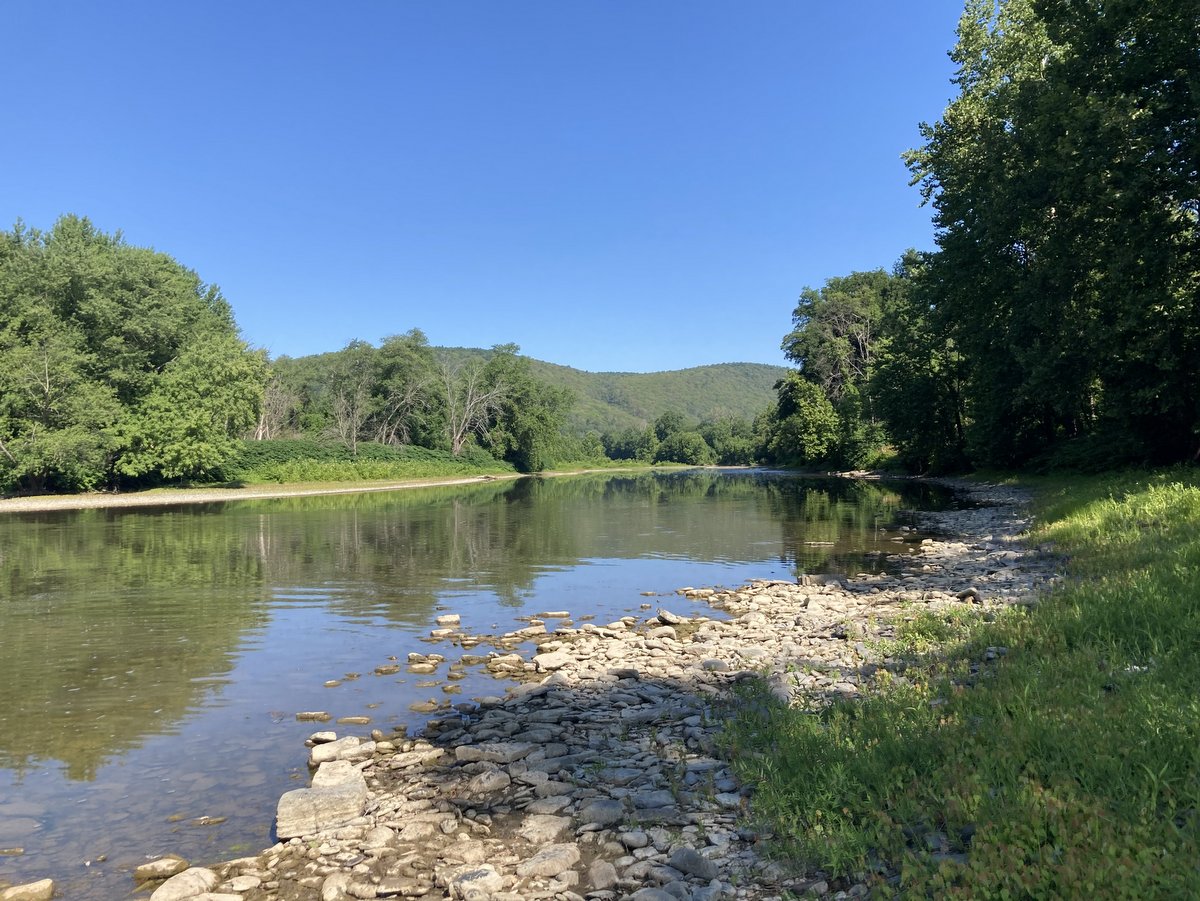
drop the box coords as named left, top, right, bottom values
left=633, top=789, right=677, bottom=809
left=668, top=847, right=718, bottom=880
left=454, top=741, right=534, bottom=764
left=578, top=798, right=625, bottom=826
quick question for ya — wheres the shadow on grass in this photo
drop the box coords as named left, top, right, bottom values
left=720, top=471, right=1200, bottom=898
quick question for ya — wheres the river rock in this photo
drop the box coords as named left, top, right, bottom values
left=533, top=650, right=573, bottom=672
left=668, top=846, right=719, bottom=880
left=134, top=855, right=190, bottom=881
left=0, top=881, right=54, bottom=901
left=454, top=741, right=534, bottom=764
left=525, top=795, right=570, bottom=814
left=220, top=875, right=262, bottom=891
left=515, top=842, right=581, bottom=877
left=578, top=798, right=625, bottom=826
left=276, top=762, right=369, bottom=838
left=445, top=863, right=504, bottom=897
left=321, top=871, right=352, bottom=901
left=589, top=859, right=619, bottom=890
left=518, top=814, right=573, bottom=843
left=632, top=789, right=676, bottom=809
left=466, top=769, right=511, bottom=795
left=628, top=889, right=679, bottom=901
left=309, top=735, right=375, bottom=765
left=149, top=867, right=218, bottom=901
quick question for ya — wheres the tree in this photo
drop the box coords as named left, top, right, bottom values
left=254, top=372, right=300, bottom=440
left=762, top=373, right=840, bottom=465
left=904, top=0, right=1199, bottom=465
left=116, top=328, right=266, bottom=480
left=700, top=415, right=758, bottom=465
left=782, top=270, right=893, bottom=404
left=440, top=350, right=508, bottom=457
left=654, top=431, right=717, bottom=466
left=326, top=340, right=378, bottom=456
left=480, top=345, right=574, bottom=472
left=372, top=329, right=440, bottom=447
left=0, top=216, right=266, bottom=492
left=0, top=309, right=120, bottom=492
left=653, top=410, right=687, bottom=442
left=871, top=252, right=969, bottom=472
left=779, top=269, right=899, bottom=465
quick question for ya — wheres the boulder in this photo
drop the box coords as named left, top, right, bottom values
left=149, top=868, right=218, bottom=901
left=134, top=856, right=190, bottom=881
left=514, top=843, right=580, bottom=877
left=0, top=880, right=55, bottom=901
left=276, top=761, right=369, bottom=838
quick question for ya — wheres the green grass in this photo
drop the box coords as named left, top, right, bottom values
left=721, top=468, right=1200, bottom=898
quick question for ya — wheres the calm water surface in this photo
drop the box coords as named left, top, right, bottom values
left=0, top=470, right=956, bottom=898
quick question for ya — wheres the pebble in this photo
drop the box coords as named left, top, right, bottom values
left=140, top=481, right=1050, bottom=901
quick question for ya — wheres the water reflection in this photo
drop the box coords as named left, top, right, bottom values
left=0, top=471, right=955, bottom=897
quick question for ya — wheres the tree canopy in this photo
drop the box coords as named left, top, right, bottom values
left=771, top=0, right=1198, bottom=473
left=902, top=0, right=1199, bottom=467
left=0, top=215, right=265, bottom=492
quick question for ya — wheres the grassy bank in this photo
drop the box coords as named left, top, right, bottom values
left=722, top=469, right=1200, bottom=898
left=216, top=439, right=516, bottom=484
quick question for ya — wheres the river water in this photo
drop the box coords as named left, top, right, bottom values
left=0, top=470, right=955, bottom=898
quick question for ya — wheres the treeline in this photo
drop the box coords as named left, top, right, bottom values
left=761, top=0, right=1198, bottom=472
left=0, top=217, right=770, bottom=494
left=267, top=340, right=765, bottom=469
left=264, top=337, right=584, bottom=473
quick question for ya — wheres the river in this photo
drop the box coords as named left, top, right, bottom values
left=0, top=470, right=956, bottom=898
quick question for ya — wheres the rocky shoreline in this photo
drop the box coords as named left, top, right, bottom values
left=1, top=480, right=1062, bottom=901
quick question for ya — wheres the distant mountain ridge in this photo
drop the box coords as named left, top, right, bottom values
left=433, top=347, right=786, bottom=434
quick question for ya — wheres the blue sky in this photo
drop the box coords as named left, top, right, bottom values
left=3, top=2, right=964, bottom=373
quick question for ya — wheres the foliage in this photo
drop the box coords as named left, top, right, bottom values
left=601, top=426, right=657, bottom=463
left=653, top=431, right=717, bottom=466
left=0, top=215, right=265, bottom=493
left=478, top=345, right=576, bottom=472
left=782, top=269, right=892, bottom=404
left=871, top=252, right=969, bottom=473
left=699, top=415, right=758, bottom=465
left=270, top=340, right=576, bottom=473
left=901, top=0, right=1200, bottom=467
left=769, top=268, right=905, bottom=468
left=721, top=470, right=1200, bottom=897
left=218, top=438, right=510, bottom=483
left=761, top=373, right=840, bottom=465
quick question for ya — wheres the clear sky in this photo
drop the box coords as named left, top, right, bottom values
left=3, top=1, right=964, bottom=373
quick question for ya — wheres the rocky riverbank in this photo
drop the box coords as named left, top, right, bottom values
left=60, top=479, right=1059, bottom=901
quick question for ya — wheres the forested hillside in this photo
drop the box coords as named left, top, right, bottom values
left=408, top=347, right=784, bottom=434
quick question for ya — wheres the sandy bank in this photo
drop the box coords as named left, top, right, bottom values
left=0, top=474, right=524, bottom=515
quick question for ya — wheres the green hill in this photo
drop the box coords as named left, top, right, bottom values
left=432, top=348, right=786, bottom=434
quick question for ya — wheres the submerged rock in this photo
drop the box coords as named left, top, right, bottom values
left=0, top=880, right=54, bottom=901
